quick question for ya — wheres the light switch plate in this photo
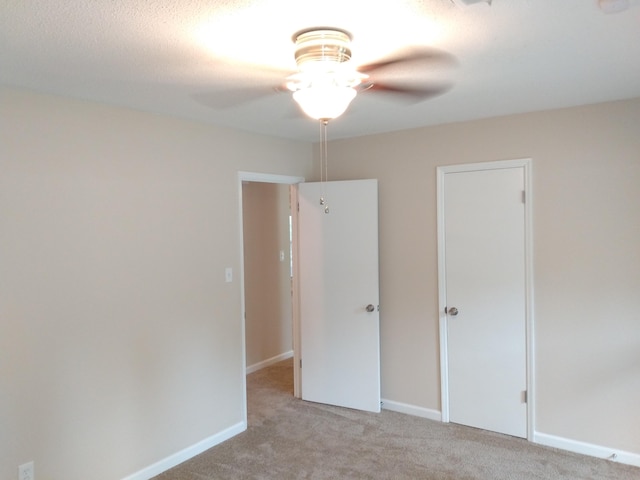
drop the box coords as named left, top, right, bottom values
left=19, top=461, right=34, bottom=480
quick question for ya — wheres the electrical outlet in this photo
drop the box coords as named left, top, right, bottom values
left=18, top=461, right=34, bottom=480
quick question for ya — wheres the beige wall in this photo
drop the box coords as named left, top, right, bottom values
left=2, top=85, right=638, bottom=478
left=316, top=98, right=640, bottom=456
left=242, top=182, right=293, bottom=368
left=0, top=87, right=312, bottom=480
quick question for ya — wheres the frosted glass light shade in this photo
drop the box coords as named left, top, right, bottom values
left=293, top=86, right=357, bottom=120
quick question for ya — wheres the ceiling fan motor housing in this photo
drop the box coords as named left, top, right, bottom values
left=293, top=28, right=353, bottom=71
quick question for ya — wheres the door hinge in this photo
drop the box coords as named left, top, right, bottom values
left=297, top=202, right=300, bottom=212
left=522, top=190, right=526, bottom=204
left=299, top=359, right=302, bottom=369
left=523, top=390, right=528, bottom=403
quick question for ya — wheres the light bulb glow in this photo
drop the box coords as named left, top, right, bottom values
left=293, top=86, right=357, bottom=120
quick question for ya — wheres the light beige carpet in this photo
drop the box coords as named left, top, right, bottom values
left=154, top=359, right=639, bottom=479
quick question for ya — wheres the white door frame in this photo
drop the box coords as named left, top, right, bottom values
left=436, top=158, right=535, bottom=441
left=237, top=171, right=305, bottom=427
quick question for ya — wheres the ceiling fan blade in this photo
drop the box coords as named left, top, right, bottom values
left=358, top=47, right=456, bottom=75
left=192, top=84, right=289, bottom=110
left=359, top=81, right=452, bottom=103
left=192, top=61, right=295, bottom=109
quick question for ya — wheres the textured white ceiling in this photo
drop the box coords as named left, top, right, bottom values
left=2, top=0, right=640, bottom=141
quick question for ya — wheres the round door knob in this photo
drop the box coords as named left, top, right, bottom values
left=366, top=304, right=376, bottom=313
left=446, top=306, right=459, bottom=316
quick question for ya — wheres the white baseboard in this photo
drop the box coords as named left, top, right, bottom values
left=246, top=350, right=293, bottom=374
left=379, top=404, right=640, bottom=468
left=534, top=432, right=640, bottom=468
left=121, top=421, right=246, bottom=480
left=381, top=399, right=442, bottom=422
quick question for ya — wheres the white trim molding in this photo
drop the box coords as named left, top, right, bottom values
left=246, top=350, right=294, bottom=374
left=381, top=399, right=442, bottom=422
left=238, top=171, right=305, bottom=185
left=121, top=422, right=246, bottom=480
left=534, top=432, right=640, bottom=468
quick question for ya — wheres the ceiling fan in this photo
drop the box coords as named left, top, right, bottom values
left=200, top=27, right=455, bottom=122
left=276, top=28, right=455, bottom=212
left=283, top=27, right=455, bottom=121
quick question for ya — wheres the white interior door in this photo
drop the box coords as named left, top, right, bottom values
left=297, top=179, right=380, bottom=413
left=438, top=161, right=531, bottom=438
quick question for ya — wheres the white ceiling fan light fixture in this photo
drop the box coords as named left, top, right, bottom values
left=292, top=84, right=357, bottom=121
left=193, top=22, right=456, bottom=122
left=286, top=27, right=366, bottom=121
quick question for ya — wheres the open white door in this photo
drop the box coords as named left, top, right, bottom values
left=297, top=179, right=380, bottom=413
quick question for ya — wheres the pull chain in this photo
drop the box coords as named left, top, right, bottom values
left=319, top=119, right=329, bottom=214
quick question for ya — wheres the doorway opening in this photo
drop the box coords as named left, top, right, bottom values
left=238, top=172, right=304, bottom=426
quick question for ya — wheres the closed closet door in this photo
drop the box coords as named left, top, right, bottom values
left=439, top=161, right=530, bottom=438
